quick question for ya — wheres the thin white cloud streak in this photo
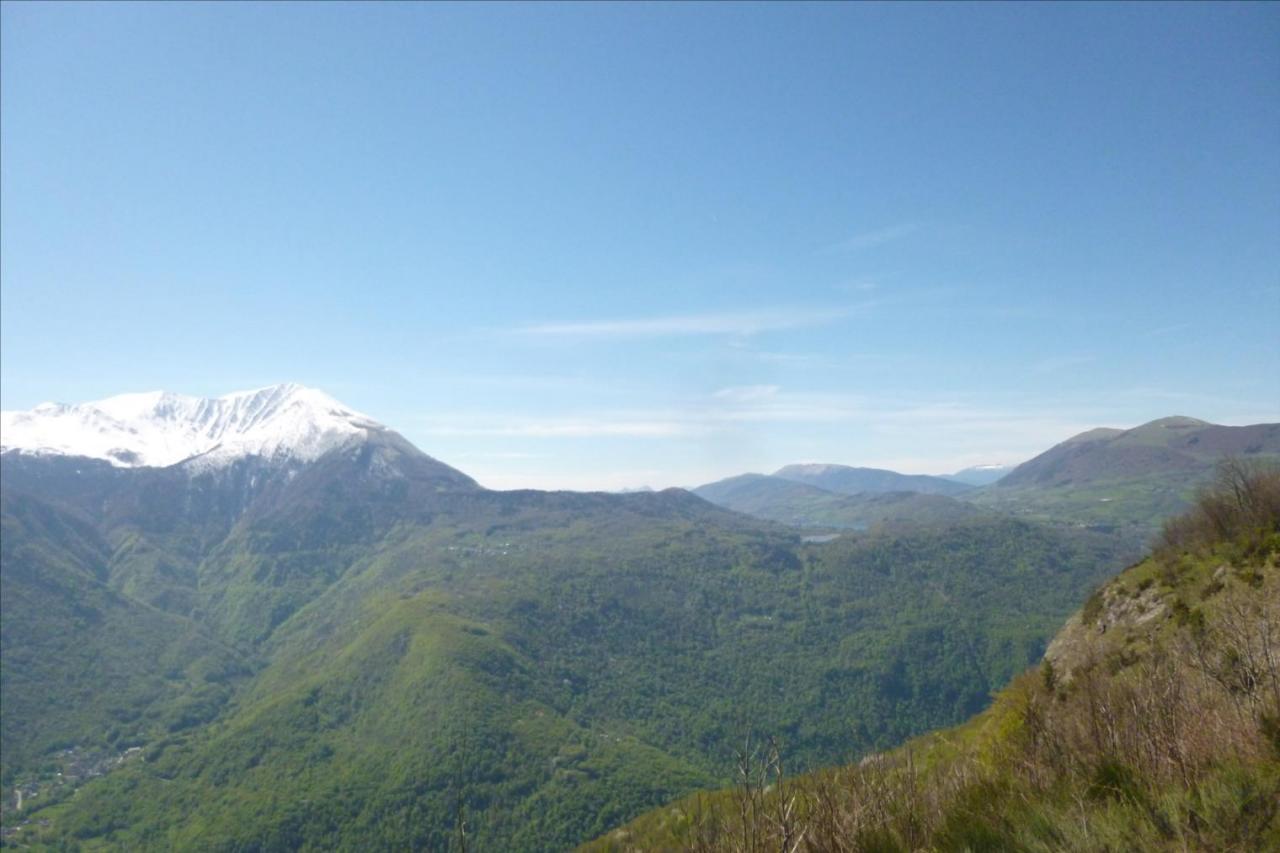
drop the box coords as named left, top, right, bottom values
left=451, top=451, right=547, bottom=461
left=731, top=348, right=894, bottom=369
left=508, top=304, right=872, bottom=339
left=967, top=304, right=1052, bottom=321
left=712, top=385, right=781, bottom=403
left=472, top=468, right=681, bottom=492
left=865, top=453, right=1025, bottom=475
left=1141, top=323, right=1192, bottom=339
left=828, top=223, right=918, bottom=253
left=746, top=350, right=825, bottom=366
left=420, top=418, right=705, bottom=439
left=1031, top=354, right=1096, bottom=374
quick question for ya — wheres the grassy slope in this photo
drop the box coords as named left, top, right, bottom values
left=587, top=472, right=1280, bottom=851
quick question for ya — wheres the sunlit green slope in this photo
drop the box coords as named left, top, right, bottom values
left=0, top=492, right=245, bottom=788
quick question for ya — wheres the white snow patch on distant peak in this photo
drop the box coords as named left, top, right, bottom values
left=778, top=463, right=850, bottom=475
left=1, top=383, right=382, bottom=469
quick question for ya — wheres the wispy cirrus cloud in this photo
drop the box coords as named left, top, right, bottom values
left=508, top=303, right=872, bottom=339
left=1140, top=323, right=1192, bottom=338
left=1031, top=354, right=1096, bottom=374
left=419, top=417, right=704, bottom=439
left=835, top=279, right=882, bottom=293
left=828, top=223, right=918, bottom=253
left=711, top=384, right=782, bottom=403
left=451, top=451, right=547, bottom=461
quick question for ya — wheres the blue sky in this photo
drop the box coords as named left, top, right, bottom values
left=2, top=2, right=1277, bottom=490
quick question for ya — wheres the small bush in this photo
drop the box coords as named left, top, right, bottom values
left=1260, top=713, right=1280, bottom=758
left=1088, top=759, right=1145, bottom=805
left=1157, top=460, right=1280, bottom=558
left=1082, top=587, right=1106, bottom=625
left=850, top=827, right=905, bottom=853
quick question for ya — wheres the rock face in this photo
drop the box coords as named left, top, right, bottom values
left=1042, top=580, right=1170, bottom=685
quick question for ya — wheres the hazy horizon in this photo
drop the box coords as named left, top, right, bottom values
left=3, top=381, right=1275, bottom=492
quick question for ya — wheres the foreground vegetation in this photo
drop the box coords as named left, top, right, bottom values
left=587, top=462, right=1280, bottom=851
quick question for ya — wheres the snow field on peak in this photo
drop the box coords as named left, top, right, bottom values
left=0, top=384, right=382, bottom=469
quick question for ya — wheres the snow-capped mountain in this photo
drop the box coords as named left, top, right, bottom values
left=944, top=463, right=1016, bottom=487
left=0, top=383, right=383, bottom=469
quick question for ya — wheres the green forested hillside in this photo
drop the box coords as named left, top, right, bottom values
left=0, top=447, right=1133, bottom=850
left=0, top=492, right=245, bottom=788
left=588, top=463, right=1280, bottom=851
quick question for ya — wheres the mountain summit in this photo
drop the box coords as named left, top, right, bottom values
left=998, top=416, right=1280, bottom=489
left=0, top=383, right=383, bottom=469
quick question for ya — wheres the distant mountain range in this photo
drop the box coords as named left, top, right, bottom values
left=693, top=473, right=983, bottom=531
left=943, top=463, right=1016, bottom=486
left=694, top=417, right=1279, bottom=538
left=772, top=463, right=974, bottom=496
